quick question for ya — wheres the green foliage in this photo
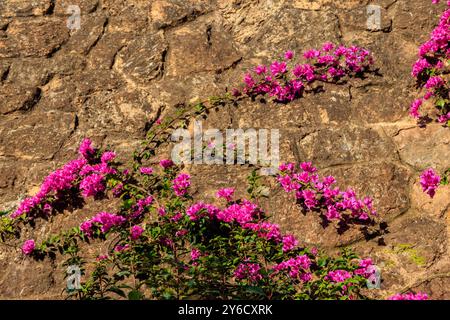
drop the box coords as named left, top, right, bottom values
left=440, top=168, right=450, bottom=185
left=0, top=214, right=18, bottom=242
left=246, top=170, right=270, bottom=200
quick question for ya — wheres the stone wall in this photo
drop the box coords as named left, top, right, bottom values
left=0, top=0, right=449, bottom=299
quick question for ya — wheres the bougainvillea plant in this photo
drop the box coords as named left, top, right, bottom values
left=410, top=0, right=450, bottom=125
left=0, top=139, right=424, bottom=300
left=233, top=43, right=375, bottom=103
left=276, top=162, right=377, bottom=226
left=5, top=139, right=379, bottom=300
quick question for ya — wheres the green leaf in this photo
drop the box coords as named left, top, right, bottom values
left=0, top=210, right=10, bottom=217
left=436, top=98, right=446, bottom=108
left=116, top=270, right=131, bottom=277
left=122, top=199, right=134, bottom=210
left=108, top=286, right=127, bottom=298
left=128, top=290, right=143, bottom=300
left=162, top=291, right=173, bottom=300
left=317, top=258, right=327, bottom=267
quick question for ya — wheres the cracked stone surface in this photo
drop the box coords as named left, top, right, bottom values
left=0, top=0, right=449, bottom=299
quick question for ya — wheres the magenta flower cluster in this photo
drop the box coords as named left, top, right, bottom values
left=234, top=43, right=374, bottom=102
left=190, top=248, right=201, bottom=261
left=273, top=256, right=374, bottom=285
left=245, top=222, right=282, bottom=242
left=80, top=211, right=126, bottom=237
left=21, top=239, right=35, bottom=256
left=11, top=157, right=86, bottom=219
left=183, top=196, right=298, bottom=270
left=16, top=146, right=396, bottom=299
left=431, top=1, right=450, bottom=6
left=132, top=196, right=154, bottom=219
left=185, top=202, right=217, bottom=221
left=79, top=138, right=96, bottom=160
left=216, top=188, right=235, bottom=202
left=325, top=270, right=353, bottom=283
left=130, top=225, right=144, bottom=240
left=277, top=162, right=377, bottom=223
left=160, top=159, right=174, bottom=169
left=420, top=168, right=441, bottom=198
left=139, top=167, right=154, bottom=175
left=217, top=200, right=260, bottom=225
left=282, top=235, right=298, bottom=252
left=79, top=173, right=105, bottom=198
left=11, top=139, right=117, bottom=220
left=388, top=292, right=429, bottom=300
left=181, top=199, right=263, bottom=236
left=185, top=199, right=266, bottom=232
left=234, top=262, right=263, bottom=282
left=353, top=258, right=375, bottom=278
left=172, top=173, right=191, bottom=197
left=410, top=1, right=450, bottom=124
left=272, top=255, right=312, bottom=281
left=114, top=244, right=130, bottom=252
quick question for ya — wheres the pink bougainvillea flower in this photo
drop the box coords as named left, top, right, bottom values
left=438, top=112, right=450, bottom=123
left=139, top=167, right=154, bottom=175
left=100, top=151, right=116, bottom=163
left=79, top=138, right=96, bottom=160
left=420, top=168, right=441, bottom=198
left=175, top=229, right=188, bottom=237
left=80, top=173, right=105, bottom=198
left=216, top=188, right=235, bottom=202
left=130, top=225, right=144, bottom=240
left=425, top=76, right=445, bottom=89
left=273, top=255, right=312, bottom=279
left=234, top=262, right=263, bottom=282
left=114, top=244, right=130, bottom=252
left=325, top=270, right=353, bottom=283
left=80, top=220, right=94, bottom=237
left=282, top=234, right=298, bottom=252
left=322, top=42, right=335, bottom=52
left=112, top=183, right=124, bottom=198
left=190, top=248, right=201, bottom=261
left=80, top=212, right=126, bottom=237
left=96, top=255, right=109, bottom=261
left=388, top=292, right=429, bottom=300
left=254, top=65, right=267, bottom=75
left=22, top=239, right=35, bottom=255
left=172, top=173, right=191, bottom=197
left=284, top=50, right=294, bottom=60
left=159, top=159, right=174, bottom=169
left=277, top=161, right=376, bottom=223
left=303, top=49, right=320, bottom=59
left=409, top=99, right=423, bottom=119
left=270, top=61, right=287, bottom=76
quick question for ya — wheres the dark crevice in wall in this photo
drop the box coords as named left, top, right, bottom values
left=206, top=25, right=213, bottom=47
left=1, top=65, right=10, bottom=82
left=45, top=0, right=56, bottom=15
